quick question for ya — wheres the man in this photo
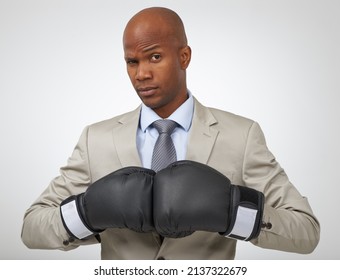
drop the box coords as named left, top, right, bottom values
left=21, top=7, right=320, bottom=260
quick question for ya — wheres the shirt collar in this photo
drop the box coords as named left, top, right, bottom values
left=140, top=91, right=194, bottom=132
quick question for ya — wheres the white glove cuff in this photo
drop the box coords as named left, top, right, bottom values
left=225, top=206, right=258, bottom=241
left=60, top=199, right=93, bottom=239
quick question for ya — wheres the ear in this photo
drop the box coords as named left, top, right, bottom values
left=180, top=45, right=191, bottom=70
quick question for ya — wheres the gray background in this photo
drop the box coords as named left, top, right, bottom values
left=1, top=0, right=339, bottom=259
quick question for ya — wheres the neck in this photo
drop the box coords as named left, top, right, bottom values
left=154, top=91, right=188, bottom=118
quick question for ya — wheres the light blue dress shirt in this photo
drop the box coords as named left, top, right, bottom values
left=136, top=92, right=194, bottom=169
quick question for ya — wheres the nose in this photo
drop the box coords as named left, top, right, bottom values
left=136, top=62, right=152, bottom=81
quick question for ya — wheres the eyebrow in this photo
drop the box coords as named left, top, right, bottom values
left=124, top=44, right=162, bottom=60
left=142, top=44, right=161, bottom=53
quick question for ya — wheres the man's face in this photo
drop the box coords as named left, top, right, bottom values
left=123, top=22, right=190, bottom=118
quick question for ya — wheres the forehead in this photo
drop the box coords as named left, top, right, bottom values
left=123, top=25, right=176, bottom=56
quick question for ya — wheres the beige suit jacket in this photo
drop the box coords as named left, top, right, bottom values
left=21, top=98, right=320, bottom=259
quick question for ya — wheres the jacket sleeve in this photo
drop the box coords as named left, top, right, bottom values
left=243, top=122, right=320, bottom=253
left=21, top=126, right=98, bottom=250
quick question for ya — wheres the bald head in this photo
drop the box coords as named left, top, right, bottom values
left=122, top=7, right=191, bottom=118
left=123, top=7, right=188, bottom=48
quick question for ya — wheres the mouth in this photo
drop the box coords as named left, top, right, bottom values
left=136, top=86, right=158, bottom=97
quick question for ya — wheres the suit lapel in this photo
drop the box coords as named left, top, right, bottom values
left=186, top=98, right=219, bottom=164
left=111, top=98, right=219, bottom=167
left=112, top=106, right=142, bottom=167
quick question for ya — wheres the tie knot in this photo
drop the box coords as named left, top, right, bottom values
left=153, top=119, right=177, bottom=135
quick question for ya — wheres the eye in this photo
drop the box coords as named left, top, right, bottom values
left=126, top=58, right=138, bottom=66
left=150, top=54, right=161, bottom=62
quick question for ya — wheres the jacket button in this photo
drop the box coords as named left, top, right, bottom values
left=261, top=222, right=272, bottom=229
left=157, top=256, right=165, bottom=260
left=63, top=237, right=75, bottom=246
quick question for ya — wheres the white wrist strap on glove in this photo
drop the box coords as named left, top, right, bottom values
left=61, top=199, right=93, bottom=239
left=225, top=206, right=258, bottom=241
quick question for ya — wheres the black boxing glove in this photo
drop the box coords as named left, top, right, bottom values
left=153, top=160, right=264, bottom=240
left=60, top=166, right=155, bottom=239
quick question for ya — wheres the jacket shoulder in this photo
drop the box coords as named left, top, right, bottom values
left=87, top=106, right=141, bottom=132
left=193, top=97, right=255, bottom=129
left=208, top=106, right=254, bottom=127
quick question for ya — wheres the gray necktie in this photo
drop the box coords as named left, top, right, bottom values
left=151, top=119, right=178, bottom=172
